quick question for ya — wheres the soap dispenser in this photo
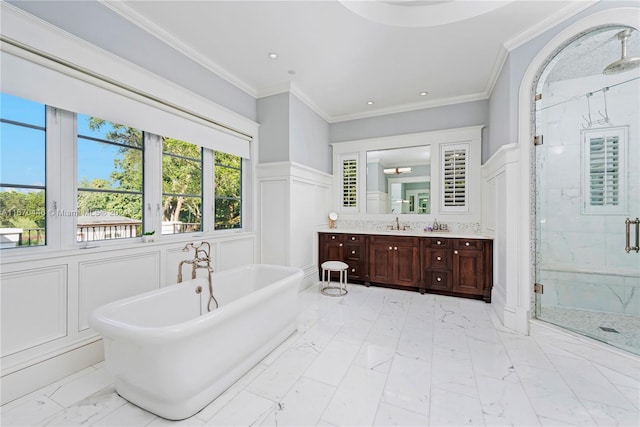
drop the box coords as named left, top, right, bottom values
left=433, top=218, right=438, bottom=230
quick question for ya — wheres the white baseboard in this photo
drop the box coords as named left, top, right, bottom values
left=1, top=339, right=104, bottom=406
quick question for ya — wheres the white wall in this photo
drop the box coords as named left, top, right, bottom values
left=290, top=94, right=332, bottom=174
left=257, top=93, right=291, bottom=164
left=330, top=99, right=489, bottom=143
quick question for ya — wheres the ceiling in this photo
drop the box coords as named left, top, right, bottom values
left=103, top=0, right=597, bottom=122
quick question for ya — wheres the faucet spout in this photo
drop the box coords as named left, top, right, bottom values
left=395, top=216, right=400, bottom=230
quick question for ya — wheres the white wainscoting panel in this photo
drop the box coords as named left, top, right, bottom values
left=1, top=266, right=68, bottom=357
left=78, top=252, right=160, bottom=331
left=291, top=180, right=317, bottom=270
left=218, top=237, right=255, bottom=271
left=259, top=179, right=289, bottom=266
left=481, top=143, right=526, bottom=333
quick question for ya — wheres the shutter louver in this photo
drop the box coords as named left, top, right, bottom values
left=342, top=157, right=358, bottom=209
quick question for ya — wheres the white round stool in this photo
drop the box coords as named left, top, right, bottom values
left=320, top=261, right=348, bottom=297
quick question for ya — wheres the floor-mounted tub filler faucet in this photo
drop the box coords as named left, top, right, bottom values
left=178, top=241, right=219, bottom=312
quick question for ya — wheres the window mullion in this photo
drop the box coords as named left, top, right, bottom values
left=144, top=133, right=163, bottom=236
left=202, top=149, right=214, bottom=232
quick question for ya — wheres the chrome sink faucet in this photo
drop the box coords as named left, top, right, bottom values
left=395, top=216, right=400, bottom=230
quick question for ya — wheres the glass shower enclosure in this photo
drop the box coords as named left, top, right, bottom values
left=534, top=26, right=640, bottom=354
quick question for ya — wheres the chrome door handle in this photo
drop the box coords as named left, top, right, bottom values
left=625, top=218, right=640, bottom=253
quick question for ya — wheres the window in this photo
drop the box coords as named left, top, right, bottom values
left=582, top=127, right=627, bottom=214
left=214, top=152, right=242, bottom=230
left=162, top=138, right=203, bottom=234
left=441, top=143, right=468, bottom=212
left=0, top=93, right=47, bottom=248
left=76, top=115, right=143, bottom=242
left=341, top=154, right=358, bottom=211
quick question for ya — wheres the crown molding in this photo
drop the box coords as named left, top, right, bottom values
left=98, top=0, right=258, bottom=98
left=329, top=92, right=488, bottom=123
left=483, top=45, right=509, bottom=98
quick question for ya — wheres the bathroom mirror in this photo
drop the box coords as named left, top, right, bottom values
left=366, top=146, right=431, bottom=214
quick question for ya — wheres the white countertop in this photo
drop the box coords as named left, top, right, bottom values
left=318, top=228, right=493, bottom=240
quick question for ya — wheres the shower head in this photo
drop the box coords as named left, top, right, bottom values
left=603, top=28, right=640, bottom=75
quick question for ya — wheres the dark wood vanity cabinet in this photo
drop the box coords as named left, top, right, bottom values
left=422, top=237, right=492, bottom=302
left=318, top=232, right=492, bottom=301
left=368, top=235, right=420, bottom=290
left=318, top=233, right=366, bottom=281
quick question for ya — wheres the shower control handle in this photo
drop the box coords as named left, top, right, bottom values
left=625, top=218, right=640, bottom=253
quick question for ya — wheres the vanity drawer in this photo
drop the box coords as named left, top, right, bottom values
left=454, top=239, right=483, bottom=250
left=425, top=270, right=452, bottom=291
left=425, top=248, right=452, bottom=269
left=425, top=237, right=451, bottom=248
left=345, top=244, right=362, bottom=259
left=346, top=261, right=363, bottom=279
left=322, top=234, right=343, bottom=243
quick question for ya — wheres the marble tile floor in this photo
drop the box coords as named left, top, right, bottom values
left=2, top=283, right=639, bottom=426
left=538, top=306, right=640, bottom=356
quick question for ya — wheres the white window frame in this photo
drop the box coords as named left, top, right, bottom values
left=581, top=126, right=628, bottom=215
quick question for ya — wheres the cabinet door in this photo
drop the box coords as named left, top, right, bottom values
left=369, top=243, right=395, bottom=284
left=453, top=248, right=484, bottom=295
left=396, top=245, right=420, bottom=286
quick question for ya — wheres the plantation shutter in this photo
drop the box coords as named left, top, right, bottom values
left=341, top=155, right=358, bottom=211
left=582, top=127, right=627, bottom=214
left=589, top=136, right=619, bottom=206
left=441, top=144, right=468, bottom=212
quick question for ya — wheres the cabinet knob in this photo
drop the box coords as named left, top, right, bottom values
left=351, top=269, right=355, bottom=272
left=351, top=237, right=356, bottom=240
left=465, top=242, right=470, bottom=246
left=436, top=277, right=442, bottom=282
left=394, top=247, right=398, bottom=251
left=388, top=246, right=393, bottom=250
left=436, top=240, right=441, bottom=245
left=437, top=256, right=442, bottom=261
left=351, top=250, right=356, bottom=254
left=454, top=250, right=458, bottom=254
left=339, top=243, right=343, bottom=247
left=331, top=236, right=335, bottom=240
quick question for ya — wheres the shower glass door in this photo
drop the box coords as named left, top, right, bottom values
left=534, top=26, right=640, bottom=355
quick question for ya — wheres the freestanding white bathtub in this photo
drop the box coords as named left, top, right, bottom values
left=89, top=264, right=303, bottom=420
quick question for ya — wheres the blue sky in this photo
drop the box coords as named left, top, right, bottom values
left=1, top=93, right=121, bottom=189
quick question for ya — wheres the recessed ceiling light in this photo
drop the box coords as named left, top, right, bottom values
left=420, top=91, right=428, bottom=96
left=367, top=100, right=374, bottom=105
left=268, top=52, right=278, bottom=59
